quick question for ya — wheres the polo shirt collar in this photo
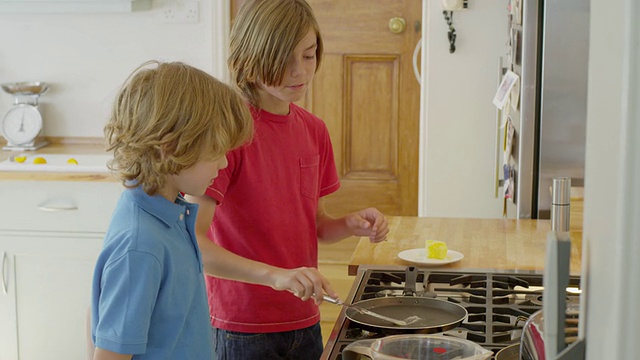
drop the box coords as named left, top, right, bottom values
left=125, top=186, right=197, bottom=227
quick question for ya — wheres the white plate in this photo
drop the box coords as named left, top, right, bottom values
left=397, top=248, right=464, bottom=266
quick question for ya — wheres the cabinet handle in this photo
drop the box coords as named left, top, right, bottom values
left=37, top=204, right=79, bottom=212
left=1, top=251, right=7, bottom=295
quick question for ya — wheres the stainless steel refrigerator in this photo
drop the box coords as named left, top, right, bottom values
left=502, top=0, right=590, bottom=219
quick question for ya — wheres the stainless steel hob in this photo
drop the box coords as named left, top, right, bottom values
left=321, top=265, right=581, bottom=360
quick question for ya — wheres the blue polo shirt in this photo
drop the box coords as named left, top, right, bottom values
left=91, top=186, right=213, bottom=359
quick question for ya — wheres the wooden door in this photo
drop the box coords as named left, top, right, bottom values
left=231, top=0, right=422, bottom=216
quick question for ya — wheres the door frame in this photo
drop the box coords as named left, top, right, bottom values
left=211, top=1, right=231, bottom=83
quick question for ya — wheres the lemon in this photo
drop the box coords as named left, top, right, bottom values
left=13, top=156, right=27, bottom=163
left=33, top=157, right=47, bottom=164
left=67, top=158, right=78, bottom=165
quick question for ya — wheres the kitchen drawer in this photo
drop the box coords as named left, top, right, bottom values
left=0, top=181, right=122, bottom=233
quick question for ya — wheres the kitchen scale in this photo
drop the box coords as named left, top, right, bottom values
left=1, top=82, right=50, bottom=151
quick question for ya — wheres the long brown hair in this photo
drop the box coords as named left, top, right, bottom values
left=228, top=0, right=323, bottom=107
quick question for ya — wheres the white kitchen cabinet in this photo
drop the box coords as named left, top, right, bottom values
left=0, top=180, right=121, bottom=360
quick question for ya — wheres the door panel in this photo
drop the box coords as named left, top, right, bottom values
left=344, top=55, right=398, bottom=180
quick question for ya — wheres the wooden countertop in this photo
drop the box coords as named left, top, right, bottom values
left=348, top=216, right=582, bottom=276
left=0, top=137, right=116, bottom=182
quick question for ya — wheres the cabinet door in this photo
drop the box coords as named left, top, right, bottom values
left=0, top=181, right=122, bottom=233
left=0, top=233, right=102, bottom=360
left=0, top=245, right=18, bottom=360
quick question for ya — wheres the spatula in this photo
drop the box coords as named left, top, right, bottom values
left=323, top=295, right=420, bottom=326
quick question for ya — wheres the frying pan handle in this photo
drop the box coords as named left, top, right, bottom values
left=403, top=266, right=419, bottom=296
left=322, top=294, right=342, bottom=305
left=342, top=339, right=375, bottom=360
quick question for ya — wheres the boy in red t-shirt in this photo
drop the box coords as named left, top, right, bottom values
left=186, top=1, right=389, bottom=358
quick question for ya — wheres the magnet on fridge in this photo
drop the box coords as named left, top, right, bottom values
left=508, top=167, right=516, bottom=202
left=503, top=164, right=511, bottom=199
left=503, top=164, right=516, bottom=202
left=503, top=196, right=508, bottom=217
left=503, top=116, right=515, bottom=163
left=510, top=76, right=521, bottom=111
left=493, top=70, right=519, bottom=110
left=512, top=0, right=522, bottom=25
left=500, top=104, right=510, bottom=129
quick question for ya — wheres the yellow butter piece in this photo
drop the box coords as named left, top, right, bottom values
left=426, top=240, right=448, bottom=259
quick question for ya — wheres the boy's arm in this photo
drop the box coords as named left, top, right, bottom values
left=93, top=347, right=132, bottom=360
left=315, top=198, right=389, bottom=243
left=185, top=194, right=338, bottom=304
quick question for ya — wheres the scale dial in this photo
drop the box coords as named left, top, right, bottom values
left=1, top=104, right=43, bottom=146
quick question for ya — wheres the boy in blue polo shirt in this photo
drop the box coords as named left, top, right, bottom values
left=90, top=60, right=253, bottom=359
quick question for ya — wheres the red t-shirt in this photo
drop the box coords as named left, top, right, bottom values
left=204, top=103, right=340, bottom=333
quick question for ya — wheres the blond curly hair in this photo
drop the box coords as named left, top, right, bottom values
left=105, top=60, right=253, bottom=195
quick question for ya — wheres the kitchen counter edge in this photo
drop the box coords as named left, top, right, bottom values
left=0, top=137, right=117, bottom=182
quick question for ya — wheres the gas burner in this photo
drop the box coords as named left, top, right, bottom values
left=375, top=289, right=404, bottom=297
left=524, top=293, right=544, bottom=306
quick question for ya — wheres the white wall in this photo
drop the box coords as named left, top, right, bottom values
left=0, top=0, right=218, bottom=138
left=421, top=0, right=507, bottom=218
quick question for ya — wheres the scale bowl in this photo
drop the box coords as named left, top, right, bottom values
left=1, top=82, right=49, bottom=96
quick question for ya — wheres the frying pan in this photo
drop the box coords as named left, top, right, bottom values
left=344, top=267, right=467, bottom=334
left=344, top=296, right=467, bottom=333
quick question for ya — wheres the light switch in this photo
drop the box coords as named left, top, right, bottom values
left=162, top=1, right=199, bottom=24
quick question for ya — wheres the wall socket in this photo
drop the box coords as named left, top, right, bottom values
left=442, top=0, right=468, bottom=11
left=163, top=1, right=199, bottom=23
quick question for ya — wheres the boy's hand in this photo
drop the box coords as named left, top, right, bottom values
left=271, top=267, right=338, bottom=305
left=346, top=208, right=389, bottom=243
